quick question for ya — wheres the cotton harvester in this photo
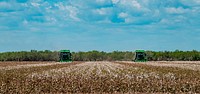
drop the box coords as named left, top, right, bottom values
left=133, top=50, right=147, bottom=62
left=59, top=50, right=72, bottom=62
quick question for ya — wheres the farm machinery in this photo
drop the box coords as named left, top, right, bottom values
left=59, top=50, right=72, bottom=62
left=133, top=50, right=147, bottom=62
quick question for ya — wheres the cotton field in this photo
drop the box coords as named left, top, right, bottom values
left=0, top=61, right=199, bottom=93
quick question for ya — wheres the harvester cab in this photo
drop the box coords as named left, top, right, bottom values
left=59, top=50, right=72, bottom=62
left=133, top=50, right=147, bottom=62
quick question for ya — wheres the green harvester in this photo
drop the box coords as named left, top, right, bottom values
left=133, top=50, right=147, bottom=62
left=59, top=50, right=72, bottom=62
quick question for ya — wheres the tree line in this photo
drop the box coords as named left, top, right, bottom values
left=0, top=50, right=200, bottom=61
left=146, top=50, right=200, bottom=61
left=0, top=50, right=59, bottom=61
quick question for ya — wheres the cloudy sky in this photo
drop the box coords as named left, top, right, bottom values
left=0, top=0, right=200, bottom=52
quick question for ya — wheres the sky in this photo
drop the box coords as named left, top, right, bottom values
left=0, top=0, right=200, bottom=52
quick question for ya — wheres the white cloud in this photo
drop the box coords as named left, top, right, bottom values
left=96, top=9, right=106, bottom=15
left=131, top=0, right=141, bottom=9
left=31, top=2, right=40, bottom=7
left=124, top=18, right=134, bottom=23
left=166, top=7, right=188, bottom=14
left=1, top=0, right=200, bottom=52
left=54, top=3, right=80, bottom=21
left=180, top=0, right=200, bottom=6
left=195, top=0, right=200, bottom=4
left=23, top=20, right=28, bottom=25
left=96, top=0, right=106, bottom=3
left=111, top=0, right=120, bottom=4
left=118, top=12, right=128, bottom=18
left=0, top=1, right=23, bottom=11
left=0, top=2, right=11, bottom=8
left=119, top=0, right=141, bottom=9
left=159, top=15, right=187, bottom=25
left=0, top=0, right=199, bottom=29
left=118, top=12, right=135, bottom=23
left=54, top=3, right=66, bottom=10
left=46, top=17, right=57, bottom=23
left=66, top=6, right=80, bottom=21
left=95, top=8, right=111, bottom=15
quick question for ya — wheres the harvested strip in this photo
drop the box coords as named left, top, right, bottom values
left=118, top=61, right=200, bottom=71
left=0, top=61, right=53, bottom=67
left=29, top=61, right=126, bottom=79
left=145, top=62, right=200, bottom=71
left=0, top=62, right=65, bottom=70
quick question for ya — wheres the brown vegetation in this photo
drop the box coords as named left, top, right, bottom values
left=0, top=61, right=199, bottom=93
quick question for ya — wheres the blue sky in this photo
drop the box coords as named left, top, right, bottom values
left=0, top=0, right=200, bottom=52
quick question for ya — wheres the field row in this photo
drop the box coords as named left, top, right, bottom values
left=119, top=61, right=200, bottom=71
